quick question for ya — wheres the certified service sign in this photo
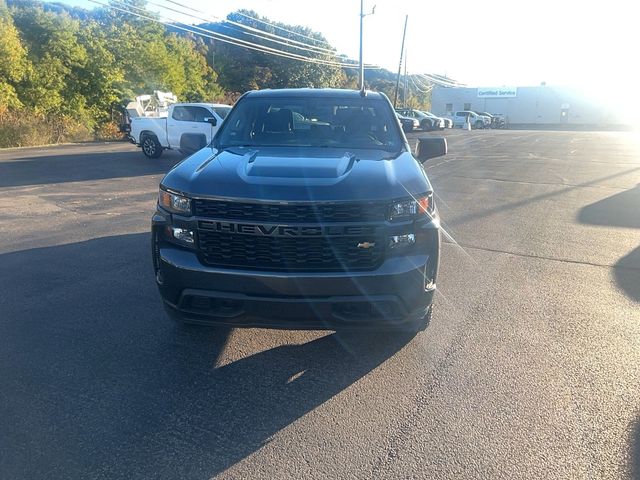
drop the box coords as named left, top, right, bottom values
left=477, top=87, right=517, bottom=98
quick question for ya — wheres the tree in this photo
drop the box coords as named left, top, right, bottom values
left=212, top=10, right=344, bottom=94
left=0, top=0, right=28, bottom=109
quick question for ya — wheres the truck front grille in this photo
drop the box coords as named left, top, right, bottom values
left=194, top=199, right=387, bottom=223
left=197, top=229, right=384, bottom=272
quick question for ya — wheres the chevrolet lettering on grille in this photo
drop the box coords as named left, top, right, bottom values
left=198, top=220, right=377, bottom=237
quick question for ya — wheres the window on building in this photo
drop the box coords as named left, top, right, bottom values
left=445, top=103, right=453, bottom=113
left=463, top=103, right=471, bottom=111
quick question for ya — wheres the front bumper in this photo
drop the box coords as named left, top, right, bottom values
left=152, top=212, right=440, bottom=330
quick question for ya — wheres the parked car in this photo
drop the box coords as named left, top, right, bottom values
left=441, top=116, right=453, bottom=128
left=473, top=111, right=493, bottom=128
left=129, top=103, right=232, bottom=158
left=395, top=108, right=439, bottom=131
left=422, top=111, right=448, bottom=130
left=397, top=113, right=419, bottom=132
left=491, top=113, right=506, bottom=129
left=453, top=111, right=485, bottom=129
left=153, top=88, right=446, bottom=331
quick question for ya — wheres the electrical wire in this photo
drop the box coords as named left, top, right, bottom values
left=410, top=74, right=433, bottom=91
left=416, top=73, right=463, bottom=88
left=93, top=0, right=377, bottom=69
left=160, top=0, right=336, bottom=54
left=147, top=0, right=342, bottom=57
left=234, top=11, right=331, bottom=47
left=409, top=75, right=433, bottom=94
left=162, top=0, right=331, bottom=46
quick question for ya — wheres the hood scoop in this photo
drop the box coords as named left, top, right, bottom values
left=244, top=152, right=355, bottom=179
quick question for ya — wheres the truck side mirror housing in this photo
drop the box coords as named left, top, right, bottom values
left=416, top=137, right=447, bottom=162
left=204, top=117, right=217, bottom=126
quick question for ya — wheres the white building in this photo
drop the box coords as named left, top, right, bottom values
left=430, top=85, right=625, bottom=127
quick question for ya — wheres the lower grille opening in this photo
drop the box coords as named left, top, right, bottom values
left=183, top=295, right=244, bottom=317
left=333, top=301, right=400, bottom=321
left=197, top=229, right=384, bottom=272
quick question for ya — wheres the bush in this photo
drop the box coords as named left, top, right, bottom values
left=0, top=109, right=93, bottom=148
left=95, top=121, right=124, bottom=141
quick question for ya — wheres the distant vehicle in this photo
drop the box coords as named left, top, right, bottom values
left=424, top=111, right=452, bottom=129
left=395, top=108, right=440, bottom=131
left=129, top=103, right=232, bottom=158
left=453, top=111, right=485, bottom=129
left=473, top=111, right=493, bottom=128
left=396, top=113, right=419, bottom=132
left=491, top=113, right=506, bottom=129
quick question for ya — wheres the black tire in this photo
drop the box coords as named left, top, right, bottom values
left=475, top=121, right=484, bottom=130
left=421, top=119, right=431, bottom=131
left=141, top=135, right=163, bottom=158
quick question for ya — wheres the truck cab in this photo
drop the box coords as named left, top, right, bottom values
left=130, top=103, right=231, bottom=158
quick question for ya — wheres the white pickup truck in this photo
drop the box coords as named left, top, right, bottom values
left=129, top=103, right=231, bottom=158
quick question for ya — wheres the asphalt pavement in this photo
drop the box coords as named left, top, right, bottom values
left=1, top=131, right=639, bottom=479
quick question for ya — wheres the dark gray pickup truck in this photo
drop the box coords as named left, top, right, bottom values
left=152, top=88, right=446, bottom=331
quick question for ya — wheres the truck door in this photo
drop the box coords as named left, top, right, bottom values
left=167, top=106, right=215, bottom=149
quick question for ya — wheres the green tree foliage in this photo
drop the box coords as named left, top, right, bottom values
left=211, top=10, right=346, bottom=92
left=0, top=0, right=431, bottom=147
left=0, top=0, right=28, bottom=109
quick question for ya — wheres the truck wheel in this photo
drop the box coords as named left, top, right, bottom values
left=421, top=120, right=431, bottom=131
left=475, top=121, right=484, bottom=130
left=142, top=135, right=163, bottom=158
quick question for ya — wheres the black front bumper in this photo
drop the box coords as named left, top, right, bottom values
left=152, top=212, right=440, bottom=330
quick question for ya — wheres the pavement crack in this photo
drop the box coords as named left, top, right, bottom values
left=449, top=175, right=630, bottom=190
left=446, top=241, right=640, bottom=271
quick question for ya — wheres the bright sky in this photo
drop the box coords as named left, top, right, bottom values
left=51, top=0, right=640, bottom=103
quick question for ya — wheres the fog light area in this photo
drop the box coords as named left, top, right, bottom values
left=172, top=227, right=194, bottom=245
left=388, top=233, right=416, bottom=249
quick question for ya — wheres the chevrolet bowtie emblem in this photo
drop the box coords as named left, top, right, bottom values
left=357, top=242, right=376, bottom=249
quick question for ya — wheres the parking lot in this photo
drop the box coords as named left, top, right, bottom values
left=1, top=130, right=639, bottom=479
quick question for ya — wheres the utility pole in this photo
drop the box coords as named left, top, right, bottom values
left=393, top=15, right=408, bottom=108
left=359, top=0, right=364, bottom=92
left=403, top=49, right=408, bottom=108
left=359, top=1, right=376, bottom=93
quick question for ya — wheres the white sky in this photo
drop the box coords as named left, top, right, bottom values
left=49, top=0, right=640, bottom=104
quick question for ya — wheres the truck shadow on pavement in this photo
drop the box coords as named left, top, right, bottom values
left=577, top=184, right=640, bottom=230
left=0, top=233, right=410, bottom=479
left=578, top=184, right=640, bottom=302
left=0, top=149, right=182, bottom=188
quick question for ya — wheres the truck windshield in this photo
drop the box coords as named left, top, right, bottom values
left=215, top=96, right=403, bottom=151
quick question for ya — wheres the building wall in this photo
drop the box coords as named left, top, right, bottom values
left=431, top=86, right=612, bottom=126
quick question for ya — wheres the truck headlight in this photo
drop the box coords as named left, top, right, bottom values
left=159, top=189, right=192, bottom=215
left=388, top=194, right=434, bottom=221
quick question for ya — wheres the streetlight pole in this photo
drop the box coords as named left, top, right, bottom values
left=359, top=0, right=364, bottom=92
left=393, top=15, right=408, bottom=108
left=359, top=0, right=375, bottom=93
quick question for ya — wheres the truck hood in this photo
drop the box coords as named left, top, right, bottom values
left=161, top=146, right=432, bottom=202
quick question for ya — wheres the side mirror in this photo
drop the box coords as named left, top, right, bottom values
left=416, top=137, right=447, bottom=162
left=204, top=117, right=217, bottom=126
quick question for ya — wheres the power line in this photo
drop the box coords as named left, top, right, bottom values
left=95, top=0, right=376, bottom=69
left=409, top=75, right=433, bottom=94
left=235, top=11, right=331, bottom=47
left=155, top=0, right=339, bottom=56
left=411, top=74, right=433, bottom=91
left=416, top=73, right=463, bottom=88
left=90, top=0, right=341, bottom=67
left=162, top=0, right=332, bottom=47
